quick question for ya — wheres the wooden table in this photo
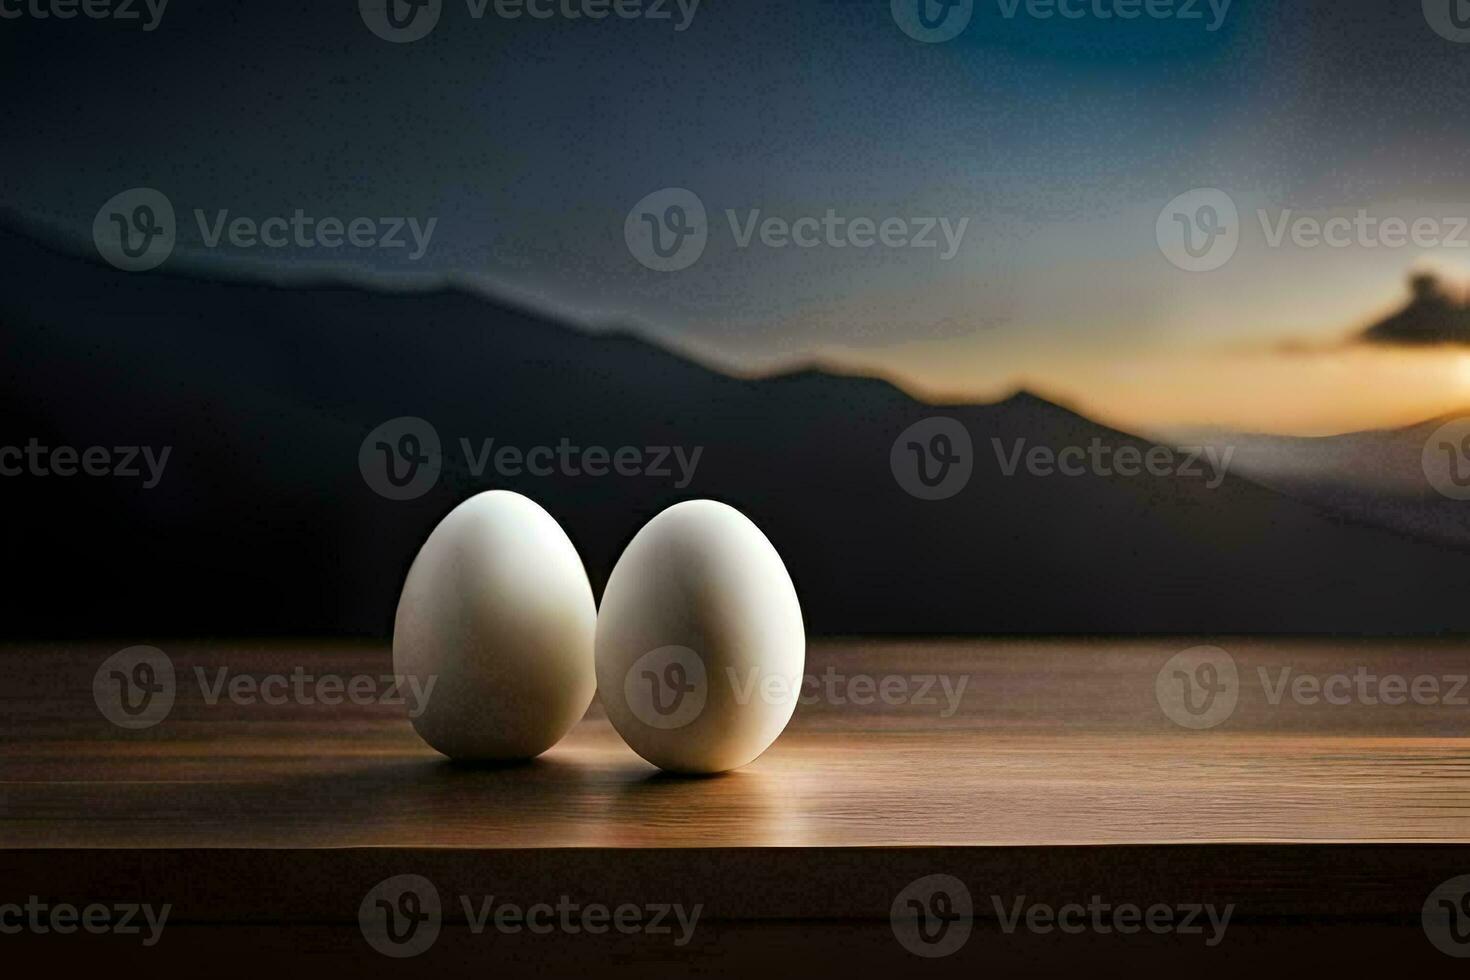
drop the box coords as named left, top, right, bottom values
left=5, top=637, right=1470, bottom=974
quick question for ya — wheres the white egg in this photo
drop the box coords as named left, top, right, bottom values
left=595, top=500, right=805, bottom=774
left=393, top=490, right=596, bottom=760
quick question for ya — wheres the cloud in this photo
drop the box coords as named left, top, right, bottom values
left=1362, top=274, right=1470, bottom=347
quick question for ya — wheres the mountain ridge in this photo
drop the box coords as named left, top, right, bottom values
left=0, top=208, right=1250, bottom=438
left=5, top=222, right=1470, bottom=635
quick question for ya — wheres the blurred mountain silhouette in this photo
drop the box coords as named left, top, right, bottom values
left=5, top=220, right=1470, bottom=636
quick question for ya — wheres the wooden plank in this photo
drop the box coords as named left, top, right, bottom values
left=6, top=638, right=1470, bottom=967
left=6, top=638, right=1470, bottom=849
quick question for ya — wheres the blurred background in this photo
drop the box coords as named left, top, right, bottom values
left=5, top=0, right=1470, bottom=636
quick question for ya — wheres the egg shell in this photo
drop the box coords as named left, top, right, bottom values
left=393, top=490, right=596, bottom=760
left=595, top=499, right=805, bottom=774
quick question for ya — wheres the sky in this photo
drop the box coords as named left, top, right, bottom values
left=5, top=0, right=1470, bottom=434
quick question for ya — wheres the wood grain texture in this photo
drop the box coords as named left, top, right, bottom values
left=5, top=636, right=1470, bottom=849
left=6, top=637, right=1470, bottom=971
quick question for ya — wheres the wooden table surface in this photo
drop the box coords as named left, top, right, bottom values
left=7, top=636, right=1470, bottom=849
left=5, top=637, right=1470, bottom=973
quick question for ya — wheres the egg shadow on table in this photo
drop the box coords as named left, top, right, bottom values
left=441, top=756, right=547, bottom=772
left=602, top=765, right=797, bottom=843
left=634, top=769, right=734, bottom=783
